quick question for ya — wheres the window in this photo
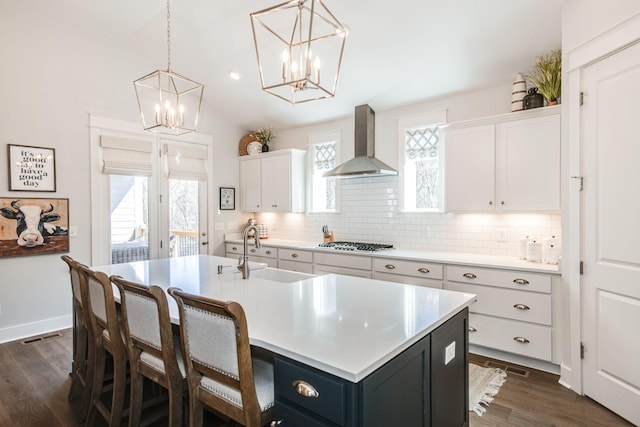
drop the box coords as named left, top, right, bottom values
left=399, top=110, right=447, bottom=212
left=309, top=132, right=340, bottom=212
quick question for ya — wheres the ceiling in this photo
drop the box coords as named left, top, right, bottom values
left=32, top=0, right=564, bottom=131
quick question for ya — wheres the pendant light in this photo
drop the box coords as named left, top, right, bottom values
left=134, top=0, right=204, bottom=135
left=250, top=0, right=348, bottom=104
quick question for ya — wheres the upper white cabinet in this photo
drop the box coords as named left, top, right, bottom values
left=239, top=149, right=306, bottom=212
left=445, top=107, right=560, bottom=212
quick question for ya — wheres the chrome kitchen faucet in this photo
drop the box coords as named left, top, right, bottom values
left=238, top=224, right=260, bottom=279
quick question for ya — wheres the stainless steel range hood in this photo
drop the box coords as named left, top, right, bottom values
left=323, top=104, right=398, bottom=178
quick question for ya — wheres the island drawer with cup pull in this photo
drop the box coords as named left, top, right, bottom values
left=446, top=265, right=551, bottom=293
left=225, top=243, right=277, bottom=258
left=446, top=282, right=552, bottom=325
left=274, top=356, right=347, bottom=426
left=278, top=248, right=313, bottom=263
left=373, top=258, right=443, bottom=280
left=468, top=313, right=552, bottom=361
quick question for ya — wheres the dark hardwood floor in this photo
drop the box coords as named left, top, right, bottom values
left=0, top=329, right=633, bottom=426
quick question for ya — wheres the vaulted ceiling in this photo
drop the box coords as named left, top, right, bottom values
left=22, top=0, right=563, bottom=130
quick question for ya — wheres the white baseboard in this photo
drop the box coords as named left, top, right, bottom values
left=470, top=344, right=560, bottom=375
left=0, top=315, right=72, bottom=344
left=558, top=363, right=575, bottom=391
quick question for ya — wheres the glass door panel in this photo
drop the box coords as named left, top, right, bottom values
left=110, top=175, right=149, bottom=264
left=168, top=179, right=206, bottom=257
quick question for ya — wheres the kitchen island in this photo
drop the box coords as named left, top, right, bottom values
left=94, top=255, right=476, bottom=426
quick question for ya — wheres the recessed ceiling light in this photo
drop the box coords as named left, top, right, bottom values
left=229, top=71, right=240, bottom=80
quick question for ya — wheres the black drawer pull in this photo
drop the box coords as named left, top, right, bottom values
left=385, top=264, right=396, bottom=270
left=513, top=278, right=530, bottom=285
left=292, top=380, right=319, bottom=398
left=418, top=267, right=430, bottom=274
left=463, top=273, right=477, bottom=279
left=468, top=326, right=477, bottom=332
left=291, top=253, right=299, bottom=258
left=231, top=246, right=238, bottom=251
left=514, top=304, right=530, bottom=310
left=513, top=336, right=530, bottom=344
left=266, top=250, right=272, bottom=255
left=250, top=248, right=257, bottom=253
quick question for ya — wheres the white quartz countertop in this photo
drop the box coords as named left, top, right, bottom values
left=93, top=255, right=476, bottom=382
left=225, top=236, right=560, bottom=274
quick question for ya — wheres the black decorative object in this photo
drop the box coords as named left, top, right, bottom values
left=523, top=87, right=544, bottom=110
left=261, top=144, right=270, bottom=152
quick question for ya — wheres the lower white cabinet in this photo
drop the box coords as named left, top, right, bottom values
left=445, top=265, right=555, bottom=362
left=278, top=248, right=314, bottom=274
left=372, top=258, right=443, bottom=289
left=225, top=242, right=278, bottom=268
left=313, top=252, right=372, bottom=278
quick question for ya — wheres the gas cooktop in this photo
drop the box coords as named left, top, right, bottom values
left=318, top=241, right=394, bottom=252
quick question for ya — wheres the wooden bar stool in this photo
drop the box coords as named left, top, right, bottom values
left=112, top=276, right=187, bottom=427
left=61, top=255, right=93, bottom=423
left=79, top=265, right=129, bottom=427
left=168, top=287, right=274, bottom=427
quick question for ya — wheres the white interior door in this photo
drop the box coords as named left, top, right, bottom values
left=581, top=41, right=640, bottom=426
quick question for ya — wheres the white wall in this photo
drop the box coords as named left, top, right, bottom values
left=0, top=3, right=246, bottom=342
left=258, top=84, right=561, bottom=257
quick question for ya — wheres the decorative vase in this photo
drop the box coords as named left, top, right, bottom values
left=261, top=143, right=269, bottom=152
left=511, top=73, right=526, bottom=112
left=547, top=99, right=558, bottom=106
left=523, top=88, right=544, bottom=110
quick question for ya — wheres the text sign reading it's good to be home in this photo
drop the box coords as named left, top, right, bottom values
left=8, top=145, right=56, bottom=192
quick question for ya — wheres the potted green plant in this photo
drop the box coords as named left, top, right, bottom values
left=527, top=49, right=562, bottom=105
left=253, top=126, right=275, bottom=152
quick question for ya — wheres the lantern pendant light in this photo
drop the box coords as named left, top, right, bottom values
left=134, top=0, right=204, bottom=135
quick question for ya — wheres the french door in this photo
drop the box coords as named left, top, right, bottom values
left=581, top=41, right=640, bottom=426
left=90, top=118, right=211, bottom=265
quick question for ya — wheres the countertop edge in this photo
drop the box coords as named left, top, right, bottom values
left=224, top=237, right=561, bottom=274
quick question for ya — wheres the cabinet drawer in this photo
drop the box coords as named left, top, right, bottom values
left=447, top=265, right=551, bottom=293
left=226, top=253, right=277, bottom=268
left=314, top=252, right=372, bottom=270
left=468, top=313, right=552, bottom=361
left=278, top=259, right=314, bottom=274
left=373, top=271, right=443, bottom=289
left=225, top=243, right=277, bottom=258
left=279, top=248, right=313, bottom=263
left=446, top=282, right=552, bottom=325
left=273, top=400, right=331, bottom=427
left=275, top=357, right=347, bottom=426
left=313, top=265, right=371, bottom=278
left=373, top=258, right=443, bottom=280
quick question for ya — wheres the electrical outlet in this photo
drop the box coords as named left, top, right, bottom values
left=69, top=225, right=78, bottom=238
left=445, top=341, right=456, bottom=365
left=214, top=222, right=224, bottom=231
left=498, top=227, right=508, bottom=242
left=226, top=222, right=238, bottom=230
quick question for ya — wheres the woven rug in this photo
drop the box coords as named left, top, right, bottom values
left=469, top=363, right=507, bottom=415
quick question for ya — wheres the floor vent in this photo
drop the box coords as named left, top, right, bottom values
left=21, top=332, right=62, bottom=345
left=483, top=360, right=530, bottom=378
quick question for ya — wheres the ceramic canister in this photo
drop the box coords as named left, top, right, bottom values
left=527, top=240, right=543, bottom=263
left=519, top=236, right=533, bottom=260
left=543, top=236, right=561, bottom=264
left=511, top=73, right=527, bottom=112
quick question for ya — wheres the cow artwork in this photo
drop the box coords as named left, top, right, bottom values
left=0, top=198, right=69, bottom=257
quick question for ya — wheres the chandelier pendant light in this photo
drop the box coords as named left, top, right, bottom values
left=250, top=0, right=348, bottom=104
left=134, top=0, right=204, bottom=135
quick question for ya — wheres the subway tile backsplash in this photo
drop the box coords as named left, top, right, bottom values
left=254, top=176, right=561, bottom=258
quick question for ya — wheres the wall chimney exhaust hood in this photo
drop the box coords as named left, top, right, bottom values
left=323, top=104, right=398, bottom=178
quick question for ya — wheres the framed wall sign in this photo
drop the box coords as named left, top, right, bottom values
left=219, top=187, right=235, bottom=210
left=8, top=144, right=57, bottom=192
left=0, top=197, right=69, bottom=258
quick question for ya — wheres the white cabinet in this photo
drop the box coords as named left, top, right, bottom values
left=445, top=108, right=560, bottom=212
left=278, top=248, right=314, bottom=274
left=313, top=252, right=372, bottom=278
left=444, top=265, right=555, bottom=362
left=239, top=149, right=306, bottom=212
left=372, top=258, right=444, bottom=289
left=225, top=242, right=278, bottom=268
